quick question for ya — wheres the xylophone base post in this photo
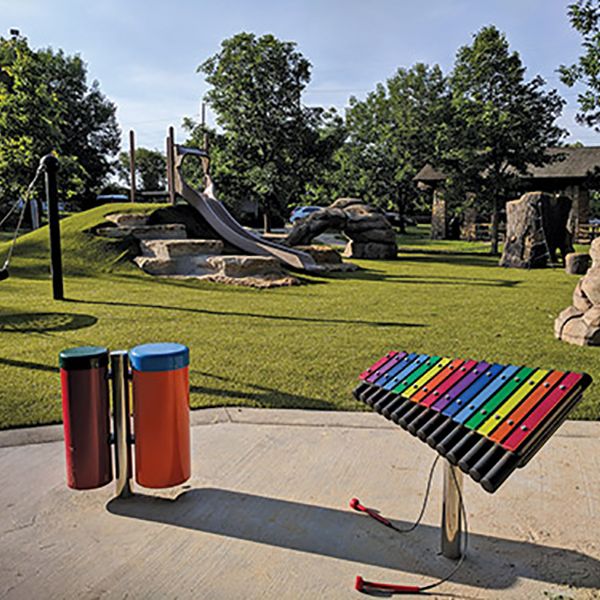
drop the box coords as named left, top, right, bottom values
left=441, top=460, right=463, bottom=560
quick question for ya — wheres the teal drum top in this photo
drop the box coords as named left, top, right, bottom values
left=59, top=346, right=109, bottom=370
left=129, top=343, right=189, bottom=372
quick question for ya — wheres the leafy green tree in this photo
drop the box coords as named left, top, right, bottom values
left=329, top=63, right=450, bottom=229
left=118, top=148, right=166, bottom=191
left=560, top=0, right=600, bottom=129
left=198, top=32, right=342, bottom=230
left=0, top=34, right=119, bottom=215
left=443, top=26, right=565, bottom=253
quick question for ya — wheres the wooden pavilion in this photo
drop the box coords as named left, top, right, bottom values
left=414, top=146, right=600, bottom=239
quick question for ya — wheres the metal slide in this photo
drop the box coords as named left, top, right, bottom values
left=171, top=145, right=319, bottom=272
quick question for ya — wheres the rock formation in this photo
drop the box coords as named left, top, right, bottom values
left=284, top=198, right=397, bottom=259
left=555, top=238, right=600, bottom=345
left=500, top=192, right=573, bottom=268
left=97, top=213, right=299, bottom=288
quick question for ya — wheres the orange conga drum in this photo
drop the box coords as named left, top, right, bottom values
left=129, top=343, right=191, bottom=488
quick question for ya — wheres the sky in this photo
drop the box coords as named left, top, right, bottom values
left=1, top=0, right=597, bottom=151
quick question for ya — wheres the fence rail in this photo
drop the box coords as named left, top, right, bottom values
left=575, top=223, right=600, bottom=244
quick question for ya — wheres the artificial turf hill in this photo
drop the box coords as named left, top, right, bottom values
left=0, top=203, right=597, bottom=429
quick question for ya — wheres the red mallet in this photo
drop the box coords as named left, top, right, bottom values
left=355, top=575, right=421, bottom=594
left=349, top=497, right=393, bottom=528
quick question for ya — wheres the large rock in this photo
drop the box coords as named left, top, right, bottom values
left=139, top=239, right=223, bottom=259
left=342, top=241, right=397, bottom=260
left=284, top=198, right=397, bottom=260
left=565, top=252, right=591, bottom=275
left=590, top=237, right=600, bottom=267
left=105, top=213, right=149, bottom=227
left=556, top=244, right=600, bottom=346
left=294, top=245, right=358, bottom=271
left=500, top=192, right=573, bottom=269
left=95, top=224, right=187, bottom=240
left=573, top=279, right=593, bottom=312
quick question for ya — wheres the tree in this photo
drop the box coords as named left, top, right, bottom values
left=0, top=34, right=120, bottom=214
left=329, top=63, right=451, bottom=230
left=443, top=26, right=565, bottom=253
left=560, top=0, right=600, bottom=129
left=118, top=148, right=166, bottom=191
left=198, top=32, right=342, bottom=230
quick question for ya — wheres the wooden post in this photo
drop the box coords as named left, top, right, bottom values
left=167, top=126, right=176, bottom=205
left=129, top=130, right=136, bottom=203
left=201, top=102, right=209, bottom=156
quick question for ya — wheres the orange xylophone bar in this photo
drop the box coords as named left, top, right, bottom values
left=355, top=352, right=592, bottom=493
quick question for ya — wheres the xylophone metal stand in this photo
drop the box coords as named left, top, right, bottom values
left=110, top=351, right=133, bottom=498
left=441, top=460, right=463, bottom=559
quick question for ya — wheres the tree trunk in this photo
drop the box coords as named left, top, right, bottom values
left=263, top=206, right=271, bottom=233
left=490, top=193, right=499, bottom=255
left=396, top=197, right=406, bottom=234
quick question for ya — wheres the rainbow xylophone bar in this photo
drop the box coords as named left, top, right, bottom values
left=354, top=351, right=592, bottom=493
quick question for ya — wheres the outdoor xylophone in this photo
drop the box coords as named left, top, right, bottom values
left=354, top=351, right=592, bottom=493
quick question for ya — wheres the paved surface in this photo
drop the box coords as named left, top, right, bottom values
left=1, top=408, right=599, bottom=599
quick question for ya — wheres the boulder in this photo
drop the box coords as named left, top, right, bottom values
left=565, top=252, right=591, bottom=275
left=556, top=245, right=600, bottom=346
left=558, top=316, right=600, bottom=346
left=295, top=245, right=359, bottom=271
left=342, top=241, right=397, bottom=260
left=554, top=305, right=584, bottom=338
left=105, top=213, right=149, bottom=227
left=284, top=198, right=397, bottom=260
left=350, top=228, right=397, bottom=244
left=590, top=237, right=600, bottom=267
left=581, top=267, right=600, bottom=305
left=500, top=192, right=573, bottom=269
left=573, top=279, right=593, bottom=312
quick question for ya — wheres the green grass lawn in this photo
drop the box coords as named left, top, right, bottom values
left=0, top=203, right=598, bottom=429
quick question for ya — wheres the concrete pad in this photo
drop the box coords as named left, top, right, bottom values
left=1, top=411, right=599, bottom=599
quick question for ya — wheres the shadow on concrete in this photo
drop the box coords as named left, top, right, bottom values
left=0, top=311, right=97, bottom=333
left=67, top=298, right=424, bottom=329
left=107, top=488, right=600, bottom=592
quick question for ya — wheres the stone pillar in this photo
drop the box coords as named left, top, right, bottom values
left=431, top=187, right=447, bottom=240
left=564, top=184, right=590, bottom=234
left=460, top=205, right=478, bottom=241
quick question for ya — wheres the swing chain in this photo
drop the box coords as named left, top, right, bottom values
left=1, top=161, right=45, bottom=270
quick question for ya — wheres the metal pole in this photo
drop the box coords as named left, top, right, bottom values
left=41, top=154, right=63, bottom=300
left=441, top=460, right=463, bottom=559
left=129, top=130, right=136, bottom=203
left=110, top=351, right=133, bottom=498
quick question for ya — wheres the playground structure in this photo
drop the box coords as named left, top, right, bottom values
left=164, top=128, right=319, bottom=272
left=95, top=127, right=355, bottom=286
left=0, top=154, right=64, bottom=298
left=556, top=235, right=600, bottom=346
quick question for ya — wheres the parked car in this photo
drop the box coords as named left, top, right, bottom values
left=289, top=205, right=323, bottom=223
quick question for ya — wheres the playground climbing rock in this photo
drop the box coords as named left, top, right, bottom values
left=555, top=237, right=600, bottom=345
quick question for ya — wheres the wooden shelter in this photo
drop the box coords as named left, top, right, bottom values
left=414, top=146, right=600, bottom=239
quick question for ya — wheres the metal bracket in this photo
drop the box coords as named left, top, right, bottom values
left=110, top=351, right=133, bottom=498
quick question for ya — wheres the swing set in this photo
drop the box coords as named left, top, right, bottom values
left=0, top=154, right=64, bottom=299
